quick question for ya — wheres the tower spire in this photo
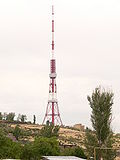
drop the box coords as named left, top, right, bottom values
left=52, top=5, right=54, bottom=58
left=42, top=1, right=63, bottom=126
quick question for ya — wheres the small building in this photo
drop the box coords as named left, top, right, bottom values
left=59, top=141, right=77, bottom=149
left=73, top=124, right=85, bottom=131
left=42, top=156, right=86, bottom=160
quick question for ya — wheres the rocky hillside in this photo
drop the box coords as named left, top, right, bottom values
left=0, top=122, right=120, bottom=149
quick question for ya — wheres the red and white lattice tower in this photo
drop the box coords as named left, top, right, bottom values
left=42, top=2, right=62, bottom=125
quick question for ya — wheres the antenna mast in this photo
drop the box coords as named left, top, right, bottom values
left=42, top=1, right=63, bottom=125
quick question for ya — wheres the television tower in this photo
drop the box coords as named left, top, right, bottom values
left=42, top=1, right=63, bottom=125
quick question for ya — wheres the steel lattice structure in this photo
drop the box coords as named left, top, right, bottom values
left=42, top=2, right=62, bottom=126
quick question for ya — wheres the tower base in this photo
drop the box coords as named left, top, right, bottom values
left=42, top=101, right=63, bottom=126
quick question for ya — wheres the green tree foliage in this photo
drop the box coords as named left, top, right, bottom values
left=33, top=115, right=36, bottom=124
left=85, top=87, right=116, bottom=160
left=34, top=137, right=60, bottom=156
left=21, top=114, right=27, bottom=122
left=3, top=112, right=7, bottom=120
left=60, top=147, right=86, bottom=159
left=6, top=112, right=15, bottom=121
left=60, top=148, right=75, bottom=156
left=40, top=122, right=60, bottom=138
left=17, top=113, right=21, bottom=121
left=21, top=137, right=60, bottom=160
left=13, top=125, right=21, bottom=140
left=0, top=130, right=22, bottom=159
left=0, top=112, right=2, bottom=120
left=85, top=129, right=99, bottom=159
left=74, top=147, right=87, bottom=159
left=21, top=143, right=34, bottom=160
left=17, top=114, right=27, bottom=123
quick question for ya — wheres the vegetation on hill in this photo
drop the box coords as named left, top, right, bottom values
left=0, top=112, right=28, bottom=123
left=40, top=121, right=60, bottom=138
left=0, top=129, right=22, bottom=159
left=0, top=121, right=86, bottom=159
left=21, top=137, right=60, bottom=159
left=0, top=86, right=119, bottom=159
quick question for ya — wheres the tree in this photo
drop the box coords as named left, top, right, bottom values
left=85, top=87, right=116, bottom=160
left=85, top=129, right=99, bottom=159
left=34, top=137, right=60, bottom=156
left=20, top=143, right=34, bottom=160
left=74, top=147, right=87, bottom=159
left=40, top=122, right=60, bottom=138
left=13, top=125, right=21, bottom=140
left=0, top=112, right=3, bottom=120
left=21, top=115, right=27, bottom=123
left=0, top=130, right=22, bottom=159
left=17, top=114, right=27, bottom=123
left=17, top=114, right=21, bottom=122
left=60, top=147, right=86, bottom=159
left=33, top=115, right=36, bottom=124
left=21, top=137, right=60, bottom=160
left=6, top=112, right=15, bottom=121
left=3, top=112, right=7, bottom=120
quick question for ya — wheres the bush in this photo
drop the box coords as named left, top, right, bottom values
left=21, top=137, right=60, bottom=160
left=60, top=147, right=86, bottom=159
left=0, top=130, right=22, bottom=159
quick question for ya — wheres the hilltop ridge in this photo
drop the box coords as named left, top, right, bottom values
left=0, top=122, right=119, bottom=150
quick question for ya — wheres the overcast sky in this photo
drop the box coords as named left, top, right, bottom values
left=0, top=0, right=120, bottom=132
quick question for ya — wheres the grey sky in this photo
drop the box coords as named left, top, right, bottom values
left=0, top=0, right=120, bottom=132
